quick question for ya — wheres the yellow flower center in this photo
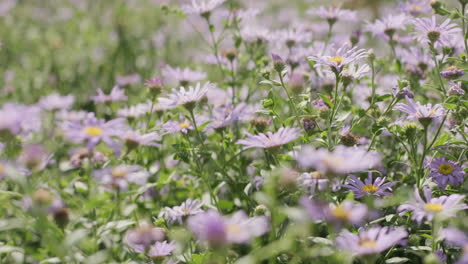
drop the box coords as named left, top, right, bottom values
left=359, top=238, right=377, bottom=248
left=329, top=56, right=344, bottom=65
left=429, top=109, right=436, bottom=115
left=111, top=167, right=127, bottom=178
left=84, top=126, right=103, bottom=136
left=0, top=163, right=4, bottom=174
left=424, top=203, right=443, bottom=213
left=437, top=164, right=454, bottom=175
left=227, top=224, right=241, bottom=234
left=361, top=184, right=379, bottom=193
left=409, top=5, right=421, bottom=12
left=331, top=206, right=349, bottom=220
left=179, top=122, right=190, bottom=129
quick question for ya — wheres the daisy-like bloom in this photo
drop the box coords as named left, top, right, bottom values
left=236, top=127, right=301, bottom=150
left=448, top=81, right=465, bottom=96
left=413, top=16, right=461, bottom=45
left=187, top=210, right=269, bottom=247
left=205, top=103, right=255, bottom=131
left=123, top=130, right=161, bottom=149
left=440, top=65, right=465, bottom=80
left=92, top=86, right=128, bottom=104
left=297, top=172, right=330, bottom=195
left=60, top=115, right=129, bottom=155
left=0, top=103, right=42, bottom=136
left=343, top=172, right=396, bottom=198
left=301, top=197, right=368, bottom=226
left=398, top=186, right=468, bottom=224
left=161, top=65, right=207, bottom=85
left=439, top=228, right=468, bottom=264
left=364, top=14, right=408, bottom=40
left=147, top=241, right=176, bottom=260
left=336, top=226, right=408, bottom=255
left=394, top=97, right=446, bottom=126
left=397, top=46, right=434, bottom=76
left=38, top=93, right=75, bottom=111
left=296, top=146, right=382, bottom=175
left=125, top=225, right=166, bottom=253
left=307, top=6, right=357, bottom=25
left=427, top=157, right=465, bottom=190
left=272, top=27, right=312, bottom=48
left=158, top=82, right=211, bottom=110
left=181, top=0, right=226, bottom=16
left=161, top=117, right=194, bottom=135
left=399, top=0, right=431, bottom=16
left=117, top=101, right=152, bottom=119
left=308, top=43, right=367, bottom=73
left=341, top=63, right=370, bottom=86
left=93, top=165, right=150, bottom=191
left=18, top=144, right=51, bottom=172
left=240, top=26, right=270, bottom=43
left=159, top=199, right=204, bottom=224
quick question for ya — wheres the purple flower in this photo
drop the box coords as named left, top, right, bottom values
left=117, top=101, right=153, bottom=119
left=427, top=157, right=465, bottom=190
left=301, top=197, right=368, bottom=226
left=161, top=65, right=207, bottom=85
left=296, top=146, right=382, bottom=175
left=236, top=127, right=301, bottom=150
left=336, top=226, right=408, bottom=255
left=308, top=43, right=367, bottom=73
left=181, top=0, right=226, bottom=16
left=399, top=0, right=432, bottom=16
left=398, top=186, right=468, bottom=224
left=441, top=66, right=465, bottom=80
left=93, top=165, right=150, bottom=191
left=38, top=93, right=75, bottom=111
left=343, top=172, right=396, bottom=198
left=307, top=6, right=357, bottom=24
left=123, top=130, right=161, bottom=149
left=364, top=14, right=408, bottom=40
left=158, top=82, right=211, bottom=109
left=60, top=115, right=129, bottom=155
left=125, top=225, right=165, bottom=253
left=413, top=16, right=461, bottom=45
left=159, top=199, right=204, bottom=224
left=272, top=27, right=312, bottom=48
left=162, top=116, right=194, bottom=135
left=297, top=172, right=330, bottom=195
left=187, top=210, right=269, bottom=246
left=394, top=97, right=445, bottom=125
left=439, top=228, right=468, bottom=264
left=92, top=86, right=128, bottom=103
left=147, top=241, right=175, bottom=260
left=448, top=81, right=465, bottom=96
left=205, top=103, right=255, bottom=131
left=115, top=74, right=141, bottom=86
left=0, top=103, right=42, bottom=136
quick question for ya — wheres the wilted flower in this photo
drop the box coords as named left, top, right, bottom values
left=398, top=186, right=468, bottom=224
left=343, top=172, right=396, bottom=198
left=413, top=16, right=461, bottom=45
left=296, top=146, right=382, bottom=175
left=336, top=226, right=408, bottom=255
left=158, top=82, right=211, bottom=110
left=308, top=43, right=367, bottom=73
left=159, top=199, right=204, bottom=224
left=93, top=165, right=150, bottom=191
left=187, top=210, right=269, bottom=247
left=38, top=93, right=75, bottom=111
left=427, top=157, right=465, bottom=190
left=236, top=127, right=301, bottom=150
left=92, top=86, right=128, bottom=103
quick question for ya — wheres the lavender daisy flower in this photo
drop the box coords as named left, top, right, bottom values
left=297, top=172, right=330, bottom=195
left=394, top=97, right=446, bottom=126
left=187, top=210, right=269, bottom=247
left=336, top=226, right=408, bottom=255
left=38, top=93, right=75, bottom=111
left=93, top=165, right=150, bottom=191
left=117, top=101, right=152, bottom=119
left=181, top=0, right=226, bottom=16
left=240, top=26, right=270, bottom=43
left=448, top=81, right=465, bottom=96
left=125, top=225, right=166, bottom=253
left=272, top=27, right=312, bottom=48
left=307, top=6, right=357, bottom=25
left=123, top=131, right=161, bottom=149
left=308, top=43, right=367, bottom=73
left=158, top=82, right=211, bottom=110
left=92, top=86, right=128, bottom=104
left=147, top=241, right=175, bottom=260
left=0, top=103, right=42, bottom=135
left=399, top=0, right=431, bottom=16
left=296, top=146, right=382, bottom=175
left=440, top=65, right=465, bottom=80
left=161, top=65, right=207, bottom=85
left=439, top=228, right=468, bottom=264
left=343, top=172, right=396, bottom=198
left=364, top=14, right=408, bottom=40
left=301, top=197, right=368, bottom=226
left=159, top=198, right=204, bottom=224
left=413, top=16, right=461, bottom=45
left=398, top=186, right=468, bottom=224
left=205, top=103, right=255, bottom=131
left=162, top=117, right=194, bottom=135
left=341, top=63, right=370, bottom=85
left=236, top=127, right=301, bottom=150
left=60, top=115, right=129, bottom=155
left=427, top=157, right=465, bottom=190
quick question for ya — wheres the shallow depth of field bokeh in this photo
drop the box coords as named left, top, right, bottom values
left=0, top=0, right=467, bottom=263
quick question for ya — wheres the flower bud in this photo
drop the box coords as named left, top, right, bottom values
left=145, top=77, right=164, bottom=96
left=271, top=53, right=285, bottom=73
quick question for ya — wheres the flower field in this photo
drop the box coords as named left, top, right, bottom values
left=0, top=0, right=467, bottom=263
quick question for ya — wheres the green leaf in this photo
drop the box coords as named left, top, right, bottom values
left=318, top=93, right=333, bottom=108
